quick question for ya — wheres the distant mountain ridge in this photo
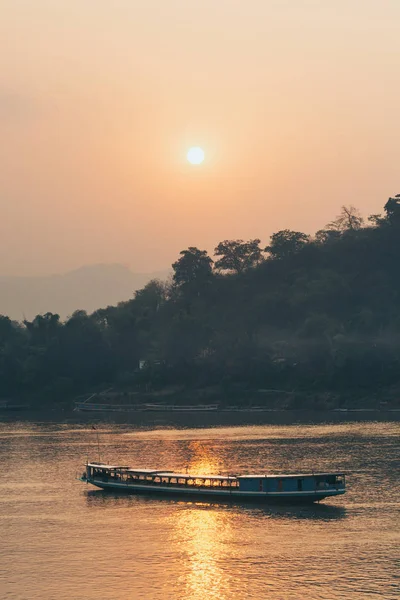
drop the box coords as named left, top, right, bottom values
left=0, top=264, right=169, bottom=320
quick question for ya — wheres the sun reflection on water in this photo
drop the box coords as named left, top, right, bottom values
left=185, top=441, right=224, bottom=476
left=170, top=505, right=235, bottom=600
left=166, top=442, right=237, bottom=599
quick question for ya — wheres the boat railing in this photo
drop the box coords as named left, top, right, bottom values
left=90, top=471, right=239, bottom=489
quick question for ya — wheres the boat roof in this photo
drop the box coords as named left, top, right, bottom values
left=86, top=464, right=344, bottom=479
left=87, top=463, right=131, bottom=470
left=156, top=472, right=237, bottom=480
left=126, top=468, right=166, bottom=474
left=87, top=464, right=167, bottom=473
left=86, top=464, right=236, bottom=479
left=238, top=472, right=344, bottom=479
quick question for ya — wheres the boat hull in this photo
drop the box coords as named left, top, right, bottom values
left=83, top=478, right=345, bottom=504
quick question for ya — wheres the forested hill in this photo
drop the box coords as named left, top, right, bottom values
left=1, top=195, right=400, bottom=409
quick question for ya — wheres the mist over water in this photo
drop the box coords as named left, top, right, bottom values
left=0, top=416, right=399, bottom=599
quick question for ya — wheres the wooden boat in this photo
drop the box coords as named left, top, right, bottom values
left=80, top=462, right=346, bottom=503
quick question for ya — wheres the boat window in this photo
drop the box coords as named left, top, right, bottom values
left=178, top=478, right=186, bottom=485
left=297, top=479, right=303, bottom=491
left=170, top=478, right=177, bottom=485
left=161, top=477, right=169, bottom=484
left=154, top=477, right=161, bottom=483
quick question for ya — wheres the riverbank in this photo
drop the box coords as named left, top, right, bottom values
left=2, top=382, right=400, bottom=415
left=74, top=383, right=400, bottom=412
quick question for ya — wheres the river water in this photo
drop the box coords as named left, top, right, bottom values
left=0, top=415, right=399, bottom=599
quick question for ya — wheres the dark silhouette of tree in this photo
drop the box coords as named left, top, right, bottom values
left=134, top=279, right=169, bottom=313
left=315, top=229, right=342, bottom=244
left=265, top=230, right=309, bottom=259
left=384, top=195, right=400, bottom=225
left=214, top=239, right=263, bottom=273
left=59, top=310, right=114, bottom=385
left=327, top=205, right=363, bottom=231
left=23, top=312, right=61, bottom=346
left=368, top=214, right=385, bottom=227
left=0, top=315, right=22, bottom=344
left=172, top=247, right=213, bottom=289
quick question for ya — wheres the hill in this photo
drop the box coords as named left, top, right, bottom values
left=0, top=264, right=169, bottom=320
left=1, top=195, right=400, bottom=410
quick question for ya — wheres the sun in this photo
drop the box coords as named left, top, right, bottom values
left=187, top=146, right=205, bottom=165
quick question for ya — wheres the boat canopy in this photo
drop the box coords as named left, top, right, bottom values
left=156, top=472, right=237, bottom=480
left=238, top=472, right=345, bottom=479
left=87, top=463, right=130, bottom=470
left=126, top=468, right=166, bottom=474
left=86, top=464, right=344, bottom=480
left=86, top=464, right=237, bottom=480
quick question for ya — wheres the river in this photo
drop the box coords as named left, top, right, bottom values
left=0, top=414, right=399, bottom=599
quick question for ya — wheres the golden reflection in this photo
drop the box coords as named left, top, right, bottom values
left=167, top=442, right=238, bottom=598
left=171, top=506, right=235, bottom=600
left=186, top=441, right=224, bottom=477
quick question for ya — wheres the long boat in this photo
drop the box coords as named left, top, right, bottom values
left=80, top=462, right=346, bottom=503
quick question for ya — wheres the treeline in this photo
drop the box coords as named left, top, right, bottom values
left=1, top=195, right=400, bottom=407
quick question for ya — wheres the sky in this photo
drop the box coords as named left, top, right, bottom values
left=0, top=0, right=399, bottom=276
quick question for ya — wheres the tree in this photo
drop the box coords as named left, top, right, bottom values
left=23, top=312, right=61, bottom=346
left=315, top=229, right=342, bottom=244
left=265, top=230, right=309, bottom=259
left=327, top=205, right=363, bottom=232
left=384, top=195, right=400, bottom=225
left=172, top=247, right=213, bottom=289
left=214, top=239, right=263, bottom=274
left=0, top=315, right=22, bottom=345
left=368, top=214, right=386, bottom=227
left=134, top=279, right=169, bottom=313
left=61, top=310, right=114, bottom=384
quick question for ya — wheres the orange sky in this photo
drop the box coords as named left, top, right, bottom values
left=0, top=0, right=399, bottom=276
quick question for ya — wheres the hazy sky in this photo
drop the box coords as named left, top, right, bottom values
left=1, top=0, right=399, bottom=276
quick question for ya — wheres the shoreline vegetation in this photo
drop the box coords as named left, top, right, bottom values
left=1, top=197, right=400, bottom=413
left=70, top=385, right=399, bottom=413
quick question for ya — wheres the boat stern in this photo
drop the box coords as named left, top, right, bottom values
left=237, top=472, right=346, bottom=502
